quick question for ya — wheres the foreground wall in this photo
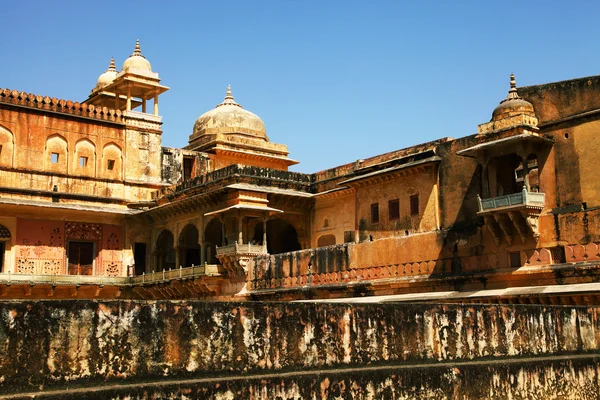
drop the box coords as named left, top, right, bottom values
left=0, top=300, right=599, bottom=398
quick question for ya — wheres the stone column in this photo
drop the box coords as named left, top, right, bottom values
left=153, top=92, right=159, bottom=116
left=115, top=90, right=120, bottom=110
left=142, top=98, right=146, bottom=113
left=220, top=216, right=225, bottom=245
left=238, top=214, right=243, bottom=245
left=174, top=247, right=180, bottom=269
left=521, top=155, right=530, bottom=192
left=126, top=85, right=132, bottom=111
left=262, top=217, right=268, bottom=249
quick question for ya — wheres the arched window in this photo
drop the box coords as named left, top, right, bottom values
left=0, top=125, right=14, bottom=168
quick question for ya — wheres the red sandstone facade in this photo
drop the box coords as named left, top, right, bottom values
left=0, top=42, right=599, bottom=303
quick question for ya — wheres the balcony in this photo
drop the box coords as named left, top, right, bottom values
left=478, top=187, right=545, bottom=245
left=478, top=189, right=545, bottom=213
left=216, top=242, right=268, bottom=276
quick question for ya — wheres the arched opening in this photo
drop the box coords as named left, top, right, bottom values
left=44, top=134, right=68, bottom=174
left=155, top=229, right=175, bottom=271
left=74, top=138, right=96, bottom=177
left=178, top=224, right=200, bottom=268
left=317, top=234, right=336, bottom=247
left=0, top=225, right=10, bottom=273
left=252, top=218, right=301, bottom=255
left=0, top=125, right=14, bottom=168
left=204, top=218, right=223, bottom=264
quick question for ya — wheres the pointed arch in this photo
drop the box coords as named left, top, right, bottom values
left=178, top=224, right=200, bottom=268
left=74, top=138, right=96, bottom=177
left=0, top=124, right=14, bottom=168
left=102, top=142, right=123, bottom=180
left=44, top=133, right=68, bottom=173
left=155, top=229, right=175, bottom=272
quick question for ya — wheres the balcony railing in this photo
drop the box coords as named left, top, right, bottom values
left=0, top=264, right=216, bottom=287
left=478, top=188, right=545, bottom=213
left=216, top=243, right=267, bottom=256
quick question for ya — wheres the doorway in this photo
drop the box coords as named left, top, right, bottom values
left=68, top=241, right=94, bottom=275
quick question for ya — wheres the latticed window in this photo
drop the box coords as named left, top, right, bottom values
left=0, top=225, right=10, bottom=239
left=551, top=246, right=566, bottom=264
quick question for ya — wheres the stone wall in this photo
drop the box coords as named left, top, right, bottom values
left=0, top=300, right=599, bottom=398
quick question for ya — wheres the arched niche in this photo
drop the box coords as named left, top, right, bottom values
left=74, top=138, right=96, bottom=177
left=0, top=125, right=14, bottom=168
left=44, top=134, right=68, bottom=173
left=317, top=234, right=336, bottom=247
left=102, top=142, right=122, bottom=180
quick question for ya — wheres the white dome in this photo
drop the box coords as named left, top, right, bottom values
left=122, top=39, right=152, bottom=72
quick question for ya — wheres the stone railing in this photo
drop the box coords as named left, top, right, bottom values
left=478, top=188, right=545, bottom=212
left=0, top=272, right=126, bottom=286
left=216, top=243, right=267, bottom=256
left=0, top=264, right=214, bottom=287
left=0, top=88, right=123, bottom=123
left=154, top=164, right=312, bottom=198
left=131, top=264, right=208, bottom=284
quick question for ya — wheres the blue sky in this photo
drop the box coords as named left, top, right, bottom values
left=2, top=1, right=598, bottom=172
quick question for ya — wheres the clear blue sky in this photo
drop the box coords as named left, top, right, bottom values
left=2, top=1, right=597, bottom=172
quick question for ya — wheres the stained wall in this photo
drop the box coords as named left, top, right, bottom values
left=0, top=300, right=598, bottom=398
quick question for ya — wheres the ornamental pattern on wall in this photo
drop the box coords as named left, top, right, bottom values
left=65, top=222, right=102, bottom=241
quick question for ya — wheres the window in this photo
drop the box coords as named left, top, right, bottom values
left=410, top=194, right=419, bottom=216
left=183, top=157, right=194, bottom=181
left=388, top=199, right=400, bottom=220
left=107, top=159, right=115, bottom=170
left=370, top=203, right=379, bottom=224
left=323, top=218, right=330, bottom=228
left=509, top=251, right=521, bottom=268
left=51, top=153, right=59, bottom=163
left=79, top=156, right=88, bottom=167
left=68, top=241, right=94, bottom=275
left=0, top=144, right=3, bottom=155
left=344, top=231, right=354, bottom=243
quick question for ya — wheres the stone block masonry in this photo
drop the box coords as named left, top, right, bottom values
left=0, top=300, right=599, bottom=398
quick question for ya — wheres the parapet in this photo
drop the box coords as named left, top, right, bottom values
left=0, top=88, right=124, bottom=124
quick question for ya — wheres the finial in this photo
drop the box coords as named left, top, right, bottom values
left=216, top=84, right=242, bottom=108
left=108, top=57, right=116, bottom=72
left=504, top=72, right=521, bottom=101
left=132, top=39, right=142, bottom=56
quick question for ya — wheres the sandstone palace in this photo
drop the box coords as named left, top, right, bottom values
left=0, top=40, right=599, bottom=304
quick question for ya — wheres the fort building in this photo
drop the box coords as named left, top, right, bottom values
left=1, top=41, right=600, bottom=304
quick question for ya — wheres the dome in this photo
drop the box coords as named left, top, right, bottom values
left=96, top=58, right=117, bottom=88
left=122, top=39, right=152, bottom=72
left=492, top=73, right=535, bottom=121
left=192, top=86, right=268, bottom=140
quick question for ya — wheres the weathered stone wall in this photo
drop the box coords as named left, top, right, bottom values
left=0, top=300, right=599, bottom=398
